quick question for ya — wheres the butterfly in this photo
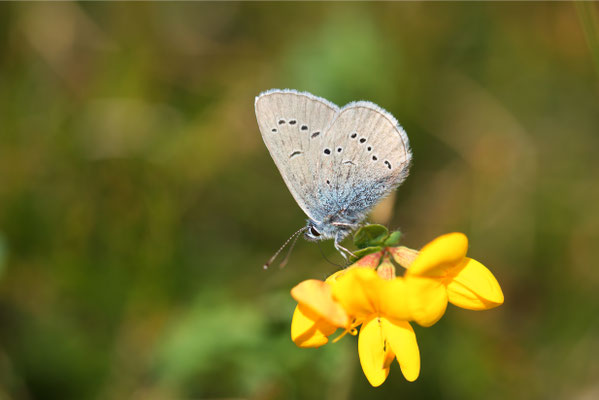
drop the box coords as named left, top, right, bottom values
left=255, top=89, right=411, bottom=264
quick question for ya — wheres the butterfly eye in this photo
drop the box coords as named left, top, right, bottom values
left=310, top=227, right=321, bottom=237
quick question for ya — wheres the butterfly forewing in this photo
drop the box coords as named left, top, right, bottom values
left=255, top=90, right=339, bottom=221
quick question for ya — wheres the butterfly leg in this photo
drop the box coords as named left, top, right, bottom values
left=334, top=234, right=356, bottom=260
left=332, top=222, right=360, bottom=230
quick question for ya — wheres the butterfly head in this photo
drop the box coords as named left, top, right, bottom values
left=304, top=219, right=349, bottom=241
left=304, top=222, right=323, bottom=241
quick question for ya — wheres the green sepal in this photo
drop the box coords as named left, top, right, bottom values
left=383, top=231, right=402, bottom=247
left=349, top=246, right=383, bottom=263
left=353, top=224, right=389, bottom=249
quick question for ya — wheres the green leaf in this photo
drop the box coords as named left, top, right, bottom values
left=350, top=246, right=383, bottom=263
left=353, top=224, right=389, bottom=249
left=383, top=231, right=402, bottom=247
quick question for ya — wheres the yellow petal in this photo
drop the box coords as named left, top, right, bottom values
left=358, top=318, right=391, bottom=387
left=405, top=276, right=448, bottom=327
left=407, top=233, right=468, bottom=278
left=325, top=254, right=381, bottom=286
left=332, top=268, right=380, bottom=320
left=325, top=269, right=346, bottom=284
left=326, top=252, right=382, bottom=287
left=334, top=268, right=411, bottom=321
left=291, top=304, right=337, bottom=348
left=291, top=279, right=350, bottom=327
left=382, top=345, right=396, bottom=370
left=447, top=258, right=504, bottom=310
left=378, top=278, right=411, bottom=321
left=381, top=318, right=420, bottom=382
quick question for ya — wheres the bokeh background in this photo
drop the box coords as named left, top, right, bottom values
left=1, top=2, right=599, bottom=399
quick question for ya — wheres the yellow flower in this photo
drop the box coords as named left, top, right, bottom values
left=290, top=278, right=350, bottom=348
left=332, top=266, right=420, bottom=386
left=403, top=232, right=504, bottom=327
left=288, top=232, right=504, bottom=387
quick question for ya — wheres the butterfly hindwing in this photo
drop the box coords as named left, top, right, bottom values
left=255, top=89, right=339, bottom=221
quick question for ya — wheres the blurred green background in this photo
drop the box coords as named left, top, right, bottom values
left=1, top=2, right=599, bottom=399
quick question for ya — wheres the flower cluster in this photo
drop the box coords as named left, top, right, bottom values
left=290, top=228, right=504, bottom=387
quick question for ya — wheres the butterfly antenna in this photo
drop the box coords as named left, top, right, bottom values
left=263, top=226, right=308, bottom=270
left=279, top=230, right=302, bottom=269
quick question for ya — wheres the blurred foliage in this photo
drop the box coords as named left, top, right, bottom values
left=1, top=2, right=599, bottom=400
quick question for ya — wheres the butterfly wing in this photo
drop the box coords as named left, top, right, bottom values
left=255, top=89, right=339, bottom=221
left=318, top=101, right=412, bottom=222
